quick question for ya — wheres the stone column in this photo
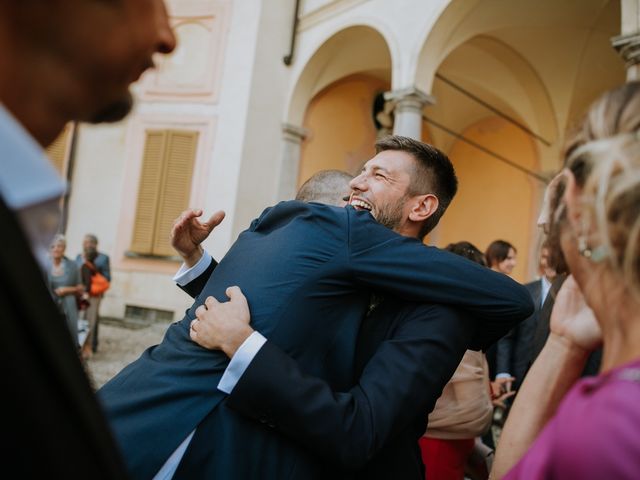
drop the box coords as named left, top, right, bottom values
left=384, top=86, right=435, bottom=139
left=276, top=123, right=308, bottom=201
left=612, top=0, right=640, bottom=80
left=612, top=32, right=640, bottom=80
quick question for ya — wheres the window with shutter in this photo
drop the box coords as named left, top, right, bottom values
left=46, top=123, right=73, bottom=174
left=130, top=130, right=198, bottom=257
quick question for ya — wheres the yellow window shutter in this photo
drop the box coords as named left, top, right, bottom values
left=46, top=124, right=72, bottom=174
left=151, top=130, right=199, bottom=256
left=130, top=131, right=168, bottom=254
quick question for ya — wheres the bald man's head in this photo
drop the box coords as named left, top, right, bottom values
left=295, top=170, right=353, bottom=207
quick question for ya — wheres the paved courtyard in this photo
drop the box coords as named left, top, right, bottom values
left=83, top=321, right=168, bottom=390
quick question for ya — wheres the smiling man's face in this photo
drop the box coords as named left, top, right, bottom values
left=348, top=150, right=416, bottom=233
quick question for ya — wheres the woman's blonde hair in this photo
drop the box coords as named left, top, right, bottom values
left=564, top=81, right=640, bottom=169
left=564, top=81, right=640, bottom=298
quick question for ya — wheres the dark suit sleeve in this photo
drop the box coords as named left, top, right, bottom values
left=346, top=218, right=534, bottom=350
left=177, top=257, right=218, bottom=298
left=501, top=281, right=540, bottom=382
left=495, top=329, right=515, bottom=377
left=226, top=305, right=474, bottom=468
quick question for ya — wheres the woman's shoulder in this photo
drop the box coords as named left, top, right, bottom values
left=546, top=360, right=640, bottom=477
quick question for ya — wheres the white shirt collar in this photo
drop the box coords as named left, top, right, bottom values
left=0, top=103, right=66, bottom=209
left=0, top=104, right=67, bottom=270
left=541, top=275, right=552, bottom=305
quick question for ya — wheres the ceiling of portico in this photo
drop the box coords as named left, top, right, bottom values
left=427, top=36, right=556, bottom=157
left=416, top=0, right=625, bottom=171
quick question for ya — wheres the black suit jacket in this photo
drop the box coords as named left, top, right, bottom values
left=530, top=274, right=602, bottom=377
left=179, top=266, right=474, bottom=478
left=495, top=279, right=543, bottom=388
left=530, top=275, right=566, bottom=364
left=223, top=300, right=475, bottom=479
left=0, top=197, right=127, bottom=478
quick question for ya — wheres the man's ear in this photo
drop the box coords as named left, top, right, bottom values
left=409, top=194, right=439, bottom=222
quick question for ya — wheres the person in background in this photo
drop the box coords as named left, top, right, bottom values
left=495, top=241, right=557, bottom=392
left=491, top=81, right=640, bottom=479
left=485, top=240, right=517, bottom=277
left=529, top=187, right=602, bottom=378
left=79, top=247, right=100, bottom=360
left=76, top=234, right=110, bottom=353
left=489, top=242, right=560, bottom=452
left=420, top=241, right=512, bottom=480
left=483, top=239, right=519, bottom=419
left=48, top=234, right=83, bottom=347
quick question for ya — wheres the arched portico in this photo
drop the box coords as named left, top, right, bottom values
left=276, top=25, right=393, bottom=200
left=413, top=0, right=624, bottom=279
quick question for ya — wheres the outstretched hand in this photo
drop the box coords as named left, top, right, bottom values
left=549, top=275, right=602, bottom=353
left=190, top=286, right=254, bottom=358
left=171, top=209, right=225, bottom=266
left=490, top=379, right=516, bottom=408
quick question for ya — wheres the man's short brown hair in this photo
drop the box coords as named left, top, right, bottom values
left=375, top=135, right=458, bottom=238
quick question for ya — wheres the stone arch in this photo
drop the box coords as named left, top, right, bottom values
left=286, top=24, right=393, bottom=127
left=413, top=0, right=623, bottom=170
left=297, top=73, right=390, bottom=184
left=275, top=25, right=393, bottom=200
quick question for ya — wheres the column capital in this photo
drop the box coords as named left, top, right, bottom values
left=282, top=123, right=308, bottom=142
left=611, top=32, right=640, bottom=68
left=383, top=86, right=436, bottom=109
left=383, top=87, right=435, bottom=139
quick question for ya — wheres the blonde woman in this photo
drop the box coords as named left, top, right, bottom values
left=492, top=81, right=640, bottom=479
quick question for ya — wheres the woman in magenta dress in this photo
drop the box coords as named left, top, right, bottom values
left=492, top=81, right=640, bottom=479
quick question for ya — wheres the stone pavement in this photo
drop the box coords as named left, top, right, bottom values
left=83, top=321, right=168, bottom=390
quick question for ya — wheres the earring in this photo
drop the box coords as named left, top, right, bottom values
left=578, top=232, right=591, bottom=257
left=577, top=233, right=608, bottom=262
left=577, top=213, right=609, bottom=262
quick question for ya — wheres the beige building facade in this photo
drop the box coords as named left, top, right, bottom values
left=48, top=0, right=635, bottom=322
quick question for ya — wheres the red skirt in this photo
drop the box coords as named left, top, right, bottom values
left=419, top=437, right=475, bottom=480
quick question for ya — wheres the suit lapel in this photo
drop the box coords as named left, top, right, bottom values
left=532, top=280, right=543, bottom=309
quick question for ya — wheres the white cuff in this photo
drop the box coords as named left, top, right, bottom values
left=217, top=332, right=267, bottom=394
left=496, top=373, right=513, bottom=379
left=174, top=251, right=213, bottom=286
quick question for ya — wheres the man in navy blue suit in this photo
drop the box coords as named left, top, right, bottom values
left=171, top=170, right=476, bottom=479
left=98, top=136, right=533, bottom=479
